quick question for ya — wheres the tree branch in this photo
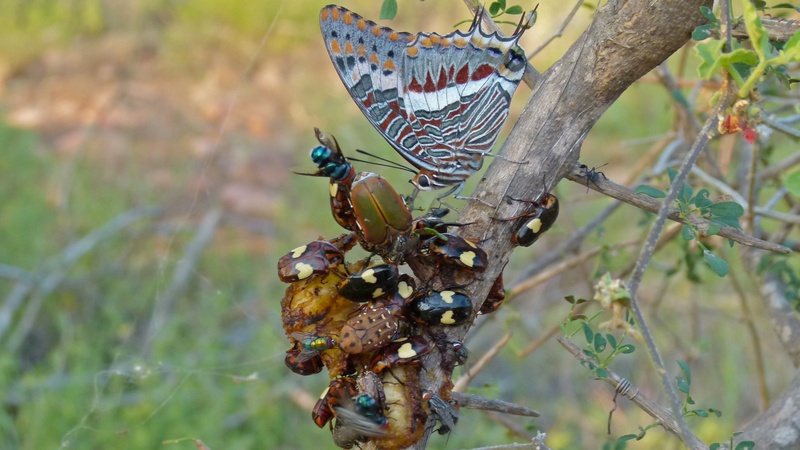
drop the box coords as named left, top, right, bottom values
left=564, top=165, right=792, bottom=254
left=558, top=337, right=708, bottom=449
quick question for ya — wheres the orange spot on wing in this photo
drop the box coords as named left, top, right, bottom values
left=358, top=19, right=367, bottom=31
left=441, top=38, right=451, bottom=47
left=321, top=9, right=329, bottom=21
left=383, top=59, right=396, bottom=72
left=453, top=37, right=468, bottom=48
left=331, top=8, right=340, bottom=21
left=330, top=40, right=341, bottom=55
left=345, top=41, right=354, bottom=54
left=429, top=34, right=442, bottom=45
left=373, top=26, right=382, bottom=37
left=358, top=44, right=366, bottom=56
left=343, top=12, right=353, bottom=25
left=370, top=53, right=380, bottom=65
left=420, top=37, right=433, bottom=48
left=406, top=46, right=419, bottom=58
left=388, top=32, right=400, bottom=41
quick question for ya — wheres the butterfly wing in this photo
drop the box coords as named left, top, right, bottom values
left=320, top=5, right=529, bottom=188
left=319, top=6, right=416, bottom=155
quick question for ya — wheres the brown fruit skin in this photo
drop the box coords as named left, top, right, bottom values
left=370, top=365, right=426, bottom=450
left=281, top=266, right=363, bottom=377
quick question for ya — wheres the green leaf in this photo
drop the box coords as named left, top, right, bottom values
left=595, top=367, right=609, bottom=379
left=693, top=24, right=716, bottom=41
left=742, top=0, right=771, bottom=59
left=489, top=1, right=502, bottom=15
left=718, top=48, right=759, bottom=69
left=711, top=215, right=743, bottom=231
left=594, top=333, right=607, bottom=352
left=380, top=0, right=398, bottom=19
left=678, top=360, right=691, bottom=384
left=706, top=223, right=721, bottom=236
left=770, top=3, right=800, bottom=12
left=709, top=201, right=744, bottom=218
left=617, top=435, right=637, bottom=443
left=787, top=170, right=800, bottom=196
left=606, top=333, right=617, bottom=349
left=634, top=185, right=666, bottom=198
left=783, top=30, right=800, bottom=62
left=692, top=189, right=713, bottom=208
left=681, top=225, right=695, bottom=240
left=687, top=394, right=696, bottom=405
left=694, top=409, right=709, bottom=417
left=695, top=40, right=725, bottom=79
left=679, top=182, right=694, bottom=203
left=708, top=408, right=723, bottom=417
left=677, top=376, right=690, bottom=393
left=582, top=322, right=594, bottom=344
left=667, top=167, right=678, bottom=183
left=618, top=344, right=635, bottom=354
left=505, top=5, right=523, bottom=14
left=710, top=444, right=721, bottom=450
left=699, top=6, right=718, bottom=23
left=735, top=442, right=756, bottom=450
left=703, top=250, right=730, bottom=277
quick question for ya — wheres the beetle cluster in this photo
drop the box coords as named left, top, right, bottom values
left=277, top=130, right=519, bottom=448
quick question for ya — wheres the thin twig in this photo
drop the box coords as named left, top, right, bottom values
left=451, top=392, right=540, bottom=417
left=510, top=239, right=641, bottom=298
left=624, top=115, right=720, bottom=450
left=557, top=337, right=708, bottom=449
left=468, top=433, right=552, bottom=450
left=484, top=411, right=535, bottom=440
left=731, top=17, right=800, bottom=43
left=1, top=206, right=162, bottom=348
left=143, top=207, right=224, bottom=354
left=746, top=138, right=759, bottom=233
left=526, top=0, right=584, bottom=59
left=761, top=114, right=800, bottom=139
left=692, top=166, right=800, bottom=226
left=453, top=333, right=512, bottom=393
left=564, top=165, right=791, bottom=254
left=758, top=145, right=800, bottom=181
left=727, top=268, right=769, bottom=410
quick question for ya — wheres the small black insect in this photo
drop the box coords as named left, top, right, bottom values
left=578, top=163, right=608, bottom=193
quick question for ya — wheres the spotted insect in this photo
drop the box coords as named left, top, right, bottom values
left=496, top=191, right=560, bottom=247
left=384, top=273, right=417, bottom=309
left=370, top=335, right=433, bottom=373
left=277, top=234, right=355, bottom=283
left=289, top=331, right=337, bottom=363
left=312, top=376, right=358, bottom=428
left=421, top=233, right=488, bottom=273
left=479, top=273, right=506, bottom=315
left=337, top=263, right=399, bottom=302
left=422, top=391, right=459, bottom=435
left=349, top=172, right=413, bottom=262
left=408, top=290, right=472, bottom=326
left=339, top=306, right=401, bottom=354
left=320, top=5, right=533, bottom=198
left=284, top=347, right=324, bottom=376
left=578, top=163, right=608, bottom=193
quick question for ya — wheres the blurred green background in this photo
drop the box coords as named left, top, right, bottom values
left=1, top=1, right=797, bottom=449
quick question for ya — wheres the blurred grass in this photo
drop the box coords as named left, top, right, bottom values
left=1, top=0, right=798, bottom=449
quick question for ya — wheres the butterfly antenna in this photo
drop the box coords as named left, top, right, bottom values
left=352, top=149, right=416, bottom=174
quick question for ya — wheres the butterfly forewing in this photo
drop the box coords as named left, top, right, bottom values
left=320, top=5, right=529, bottom=191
